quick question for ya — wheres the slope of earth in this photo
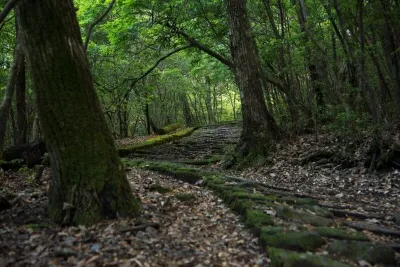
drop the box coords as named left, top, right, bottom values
left=123, top=125, right=400, bottom=266
left=0, top=167, right=265, bottom=266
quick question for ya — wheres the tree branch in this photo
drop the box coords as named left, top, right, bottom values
left=83, top=0, right=116, bottom=51
left=95, top=44, right=194, bottom=111
left=123, top=44, right=193, bottom=100
left=0, top=0, right=19, bottom=25
left=174, top=28, right=234, bottom=68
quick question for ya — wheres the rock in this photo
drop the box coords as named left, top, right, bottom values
left=261, top=231, right=326, bottom=252
left=268, top=247, right=349, bottom=267
left=245, top=210, right=274, bottom=229
left=276, top=206, right=333, bottom=227
left=327, top=240, right=396, bottom=265
left=303, top=205, right=334, bottom=218
left=316, top=227, right=368, bottom=241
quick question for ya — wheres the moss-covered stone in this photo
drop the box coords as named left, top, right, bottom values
left=118, top=127, right=195, bottom=156
left=268, top=247, right=349, bottom=267
left=230, top=199, right=255, bottom=215
left=149, top=165, right=203, bottom=184
left=245, top=209, right=274, bottom=229
left=327, top=240, right=396, bottom=265
left=303, top=205, right=334, bottom=218
left=148, top=184, right=172, bottom=194
left=316, top=227, right=368, bottom=241
left=261, top=226, right=283, bottom=235
left=279, top=196, right=318, bottom=205
left=175, top=193, right=196, bottom=202
left=261, top=231, right=325, bottom=252
left=276, top=206, right=333, bottom=227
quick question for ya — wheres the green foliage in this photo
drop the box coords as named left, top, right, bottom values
left=327, top=108, right=372, bottom=142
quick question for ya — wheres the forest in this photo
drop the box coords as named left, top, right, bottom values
left=0, top=0, right=399, bottom=266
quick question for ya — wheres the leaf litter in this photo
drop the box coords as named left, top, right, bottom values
left=0, top=167, right=266, bottom=266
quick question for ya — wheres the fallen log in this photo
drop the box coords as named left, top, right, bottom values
left=1, top=139, right=46, bottom=169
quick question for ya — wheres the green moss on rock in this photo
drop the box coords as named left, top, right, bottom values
left=327, top=240, right=396, bottom=265
left=279, top=196, right=318, bottom=205
left=245, top=210, right=274, bottom=228
left=230, top=199, right=255, bottom=215
left=261, top=231, right=326, bottom=252
left=268, top=247, right=349, bottom=267
left=316, top=227, right=368, bottom=241
left=276, top=206, right=333, bottom=227
left=261, top=226, right=283, bottom=235
left=303, top=205, right=334, bottom=218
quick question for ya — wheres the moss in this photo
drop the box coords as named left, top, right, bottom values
left=204, top=175, right=225, bottom=185
left=316, top=227, right=368, bottom=241
left=261, top=231, right=325, bottom=252
left=268, top=247, right=349, bottom=267
left=278, top=196, right=318, bottom=205
left=175, top=193, right=196, bottom=202
left=230, top=199, right=255, bottom=215
left=148, top=184, right=172, bottom=194
left=327, top=240, right=396, bottom=265
left=118, top=127, right=195, bottom=156
left=161, top=123, right=182, bottom=133
left=261, top=226, right=283, bottom=235
left=276, top=206, right=333, bottom=227
left=178, top=157, right=221, bottom=165
left=303, top=205, right=334, bottom=218
left=245, top=209, right=274, bottom=229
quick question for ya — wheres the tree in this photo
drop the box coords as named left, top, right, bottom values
left=15, top=0, right=140, bottom=225
left=226, top=0, right=280, bottom=163
left=0, top=34, right=22, bottom=158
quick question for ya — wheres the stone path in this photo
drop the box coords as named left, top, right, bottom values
left=124, top=124, right=400, bottom=266
left=127, top=123, right=241, bottom=163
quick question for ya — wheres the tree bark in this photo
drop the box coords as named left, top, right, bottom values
left=15, top=0, right=140, bottom=226
left=226, top=0, right=280, bottom=161
left=0, top=35, right=23, bottom=158
left=180, top=93, right=195, bottom=126
left=295, top=0, right=325, bottom=111
left=15, top=50, right=27, bottom=145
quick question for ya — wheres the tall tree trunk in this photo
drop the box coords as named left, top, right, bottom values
left=379, top=0, right=400, bottom=115
left=295, top=0, right=325, bottom=111
left=226, top=0, right=280, bottom=161
left=358, top=0, right=379, bottom=123
left=0, top=35, right=23, bottom=158
left=205, top=76, right=215, bottom=124
left=180, top=93, right=195, bottom=126
left=15, top=52, right=27, bottom=145
left=15, top=0, right=140, bottom=226
left=31, top=113, right=41, bottom=141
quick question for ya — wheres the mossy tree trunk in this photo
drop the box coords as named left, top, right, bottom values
left=15, top=45, right=27, bottom=145
left=15, top=0, right=140, bottom=225
left=0, top=29, right=23, bottom=159
left=226, top=0, right=280, bottom=162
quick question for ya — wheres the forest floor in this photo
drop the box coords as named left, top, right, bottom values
left=1, top=123, right=400, bottom=266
